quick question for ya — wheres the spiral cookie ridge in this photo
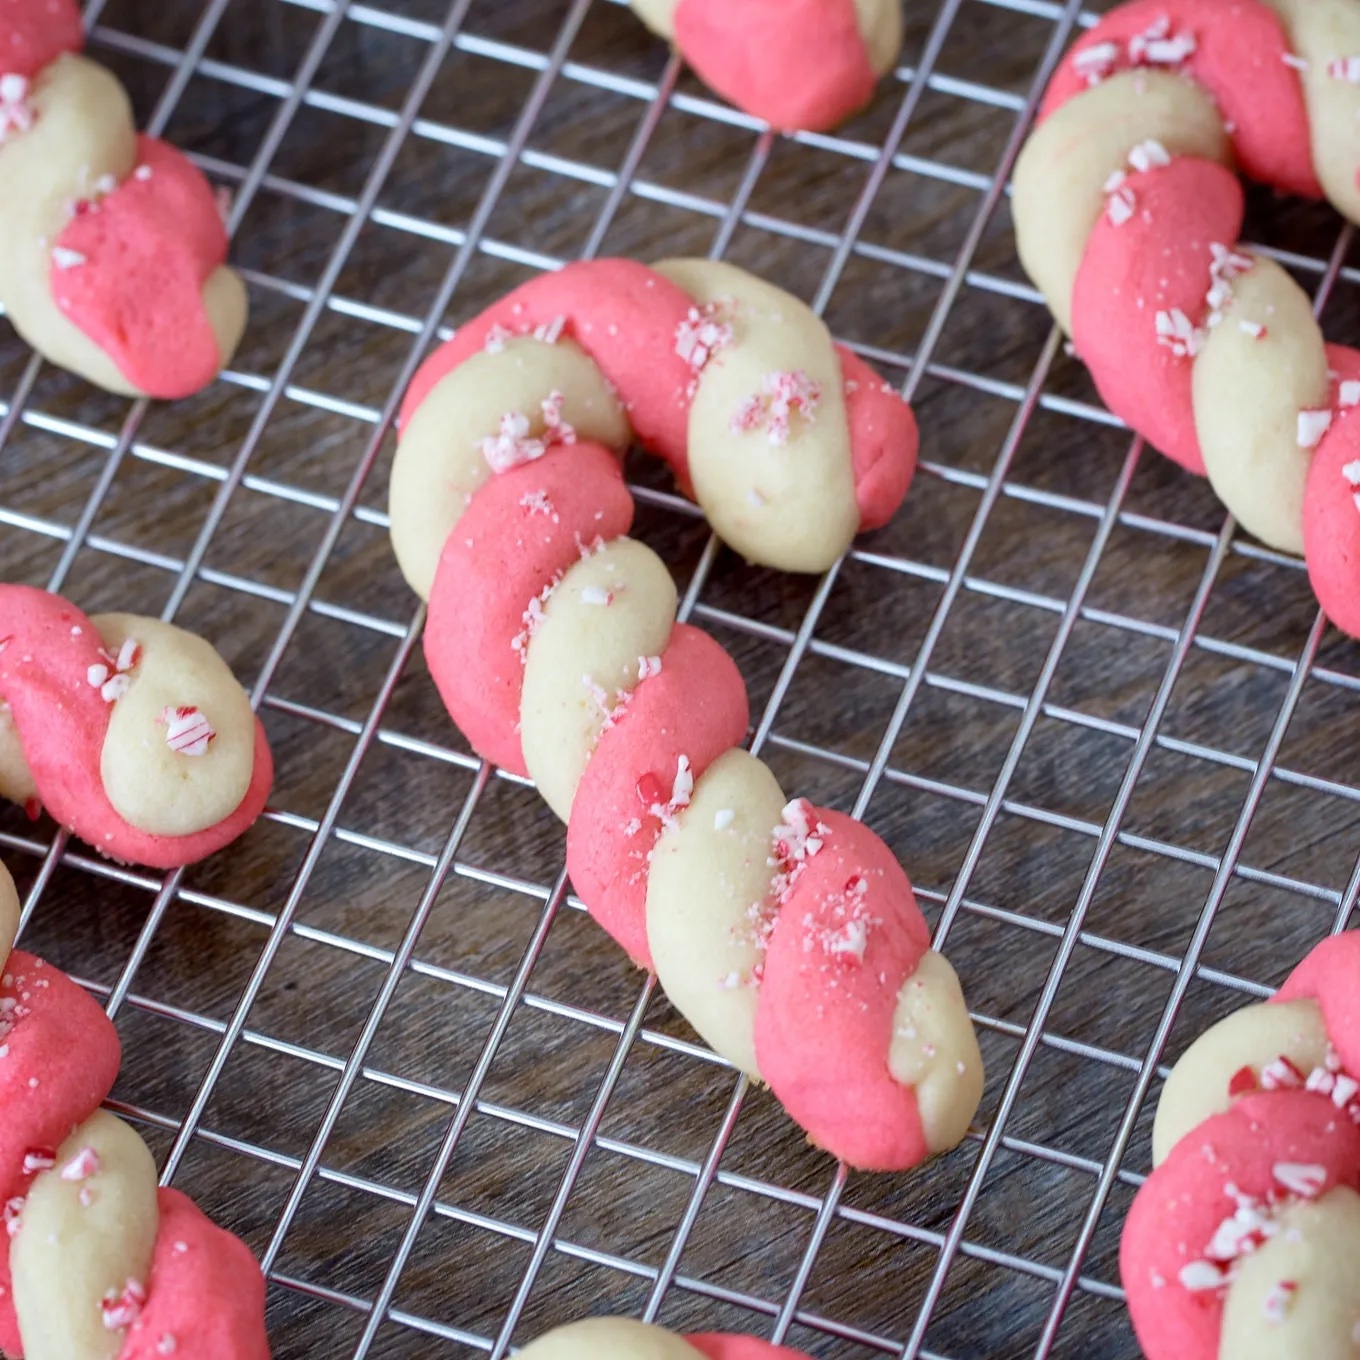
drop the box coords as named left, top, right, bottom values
left=1013, top=0, right=1360, bottom=638
left=0, top=586, right=272, bottom=869
left=0, top=862, right=270, bottom=1359
left=391, top=257, right=983, bottom=1171
left=0, top=0, right=246, bottom=397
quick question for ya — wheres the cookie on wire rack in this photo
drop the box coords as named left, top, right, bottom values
left=0, top=860, right=272, bottom=1359
left=1121, top=931, right=1360, bottom=1357
left=0, top=586, right=273, bottom=869
left=0, top=0, right=246, bottom=398
left=1011, top=0, right=1360, bottom=638
left=388, top=256, right=984, bottom=1173
left=627, top=0, right=902, bottom=131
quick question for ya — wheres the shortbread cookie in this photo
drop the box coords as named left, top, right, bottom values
left=1153, top=931, right=1360, bottom=1164
left=0, top=586, right=272, bottom=868
left=1012, top=0, right=1360, bottom=637
left=0, top=861, right=271, bottom=1359
left=628, top=0, right=901, bottom=131
left=518, top=1316, right=809, bottom=1360
left=1122, top=1090, right=1360, bottom=1360
left=0, top=0, right=246, bottom=398
left=391, top=257, right=983, bottom=1172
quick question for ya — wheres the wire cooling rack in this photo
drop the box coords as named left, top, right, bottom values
left=3, top=0, right=1360, bottom=1356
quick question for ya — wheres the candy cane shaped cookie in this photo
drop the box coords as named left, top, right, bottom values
left=627, top=0, right=901, bottom=131
left=0, top=861, right=271, bottom=1359
left=1012, top=0, right=1360, bottom=638
left=0, top=0, right=246, bottom=398
left=0, top=586, right=272, bottom=869
left=1152, top=932, right=1360, bottom=1162
left=1122, top=1090, right=1360, bottom=1359
left=516, top=1317, right=815, bottom=1360
left=391, top=258, right=983, bottom=1171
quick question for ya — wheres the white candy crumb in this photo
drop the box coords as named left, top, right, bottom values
left=713, top=809, right=735, bottom=832
left=1298, top=408, right=1334, bottom=449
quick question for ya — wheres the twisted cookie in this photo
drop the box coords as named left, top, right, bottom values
left=0, top=862, right=270, bottom=1359
left=1013, top=0, right=1360, bottom=637
left=0, top=586, right=272, bottom=869
left=1122, top=933, right=1360, bottom=1357
left=518, top=1317, right=811, bottom=1360
left=391, top=258, right=983, bottom=1171
left=0, top=0, right=246, bottom=398
left=627, top=0, right=901, bottom=131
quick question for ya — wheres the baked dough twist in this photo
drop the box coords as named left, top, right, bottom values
left=627, top=0, right=901, bottom=132
left=0, top=0, right=246, bottom=398
left=0, top=862, right=270, bottom=1359
left=391, top=257, right=984, bottom=1171
left=1122, top=933, right=1360, bottom=1357
left=1012, top=0, right=1360, bottom=638
left=518, top=1317, right=811, bottom=1360
left=0, top=586, right=272, bottom=869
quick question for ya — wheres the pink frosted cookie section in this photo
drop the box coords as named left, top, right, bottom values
left=50, top=134, right=233, bottom=400
left=673, top=0, right=877, bottom=132
left=565, top=624, right=749, bottom=967
left=755, top=810, right=932, bottom=1170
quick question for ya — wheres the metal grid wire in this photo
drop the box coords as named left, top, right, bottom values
left=2, top=0, right=1360, bottom=1356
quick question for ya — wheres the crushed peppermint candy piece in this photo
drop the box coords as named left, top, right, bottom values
left=533, top=315, right=567, bottom=345
left=1073, top=40, right=1119, bottom=84
left=484, top=323, right=514, bottom=353
left=60, top=1147, right=100, bottom=1182
left=731, top=370, right=821, bottom=445
left=480, top=392, right=576, bottom=474
left=3, top=1198, right=23, bottom=1240
left=675, top=302, right=733, bottom=375
left=713, top=808, right=735, bottom=832
left=1106, top=183, right=1136, bottom=226
left=159, top=706, right=216, bottom=756
left=0, top=73, right=33, bottom=140
left=86, top=638, right=140, bottom=704
left=1263, top=1280, right=1298, bottom=1324
left=1298, top=408, right=1334, bottom=449
left=580, top=585, right=613, bottom=606
left=51, top=246, right=86, bottom=270
left=1155, top=307, right=1203, bottom=359
left=1282, top=52, right=1309, bottom=72
left=636, top=654, right=663, bottom=681
left=1342, top=459, right=1360, bottom=489
left=21, top=1149, right=55, bottom=1176
left=1328, top=56, right=1360, bottom=83
left=101, top=1278, right=147, bottom=1331
left=1238, top=319, right=1266, bottom=339
left=1339, top=380, right=1360, bottom=409
left=1179, top=1259, right=1227, bottom=1292
left=826, top=917, right=869, bottom=961
left=1273, top=1162, right=1328, bottom=1199
left=1129, top=17, right=1197, bottom=68
left=157, top=1336, right=178, bottom=1355
left=1204, top=242, right=1254, bottom=328
left=1128, top=139, right=1171, bottom=174
left=133, top=164, right=154, bottom=182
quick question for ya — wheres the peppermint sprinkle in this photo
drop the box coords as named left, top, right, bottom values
left=1106, top=183, right=1136, bottom=227
left=519, top=489, right=557, bottom=519
left=1178, top=1260, right=1226, bottom=1292
left=636, top=654, right=663, bottom=681
left=1264, top=1280, right=1298, bottom=1324
left=1328, top=56, right=1360, bottom=83
left=675, top=302, right=733, bottom=374
left=480, top=392, right=576, bottom=474
left=1127, top=139, right=1171, bottom=174
left=134, top=165, right=154, bottom=182
left=1342, top=460, right=1360, bottom=488
left=533, top=315, right=567, bottom=346
left=1073, top=40, right=1119, bottom=85
left=3, top=1198, right=22, bottom=1240
left=86, top=638, right=140, bottom=704
left=21, top=1149, right=55, bottom=1175
left=1238, top=320, right=1266, bottom=340
left=1204, top=242, right=1254, bottom=329
left=1340, top=380, right=1360, bottom=409
left=1282, top=52, right=1309, bottom=72
left=101, top=1279, right=146, bottom=1331
left=1155, top=307, right=1202, bottom=359
left=713, top=808, right=735, bottom=832
left=484, top=323, right=514, bottom=354
left=730, top=370, right=822, bottom=445
left=1273, top=1162, right=1328, bottom=1199
left=826, top=917, right=869, bottom=961
left=1128, top=17, right=1197, bottom=68
left=0, top=73, right=33, bottom=140
left=160, top=706, right=216, bottom=757
left=157, top=1337, right=178, bottom=1355
left=51, top=246, right=86, bottom=270
left=60, top=1147, right=100, bottom=1182
left=1298, top=408, right=1334, bottom=449
left=580, top=586, right=613, bottom=606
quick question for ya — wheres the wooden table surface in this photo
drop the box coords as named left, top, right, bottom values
left=2, top=1, right=1359, bottom=1357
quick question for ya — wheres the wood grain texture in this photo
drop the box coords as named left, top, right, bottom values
left=3, top=2, right=1360, bottom=1357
